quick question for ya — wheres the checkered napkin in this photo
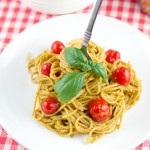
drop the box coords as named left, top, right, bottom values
left=0, top=0, right=150, bottom=149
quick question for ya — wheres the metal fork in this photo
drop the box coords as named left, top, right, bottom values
left=81, top=0, right=103, bottom=60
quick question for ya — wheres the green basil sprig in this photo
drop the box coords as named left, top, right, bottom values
left=54, top=72, right=84, bottom=102
left=64, top=47, right=91, bottom=72
left=64, top=47, right=107, bottom=81
left=54, top=47, right=107, bottom=102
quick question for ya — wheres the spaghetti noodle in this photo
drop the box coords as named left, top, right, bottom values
left=28, top=39, right=142, bottom=143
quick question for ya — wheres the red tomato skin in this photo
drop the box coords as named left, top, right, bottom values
left=41, top=97, right=60, bottom=114
left=41, top=62, right=52, bottom=76
left=51, top=41, right=65, bottom=54
left=106, top=49, right=120, bottom=64
left=112, top=67, right=131, bottom=86
left=88, top=97, right=110, bottom=122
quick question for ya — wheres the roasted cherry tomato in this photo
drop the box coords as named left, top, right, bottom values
left=41, top=96, right=60, bottom=114
left=41, top=62, right=52, bottom=76
left=106, top=49, right=120, bottom=64
left=112, top=66, right=131, bottom=86
left=88, top=97, right=110, bottom=122
left=51, top=41, right=65, bottom=54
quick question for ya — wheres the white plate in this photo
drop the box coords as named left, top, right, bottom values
left=0, top=14, right=150, bottom=150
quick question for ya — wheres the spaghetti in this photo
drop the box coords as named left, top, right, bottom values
left=28, top=39, right=142, bottom=143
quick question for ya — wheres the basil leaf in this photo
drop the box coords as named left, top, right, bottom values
left=54, top=72, right=84, bottom=102
left=64, top=47, right=91, bottom=72
left=88, top=60, right=107, bottom=81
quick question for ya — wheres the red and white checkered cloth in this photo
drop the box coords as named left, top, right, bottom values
left=0, top=0, right=150, bottom=149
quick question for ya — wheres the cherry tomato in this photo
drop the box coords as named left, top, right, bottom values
left=51, top=41, right=65, bottom=54
left=41, top=96, right=60, bottom=114
left=88, top=97, right=110, bottom=122
left=112, top=66, right=131, bottom=86
left=106, top=49, right=120, bottom=64
left=41, top=62, right=52, bottom=76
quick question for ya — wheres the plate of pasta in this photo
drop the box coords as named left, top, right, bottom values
left=0, top=14, right=150, bottom=150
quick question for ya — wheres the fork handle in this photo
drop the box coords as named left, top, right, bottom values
left=83, top=0, right=103, bottom=46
